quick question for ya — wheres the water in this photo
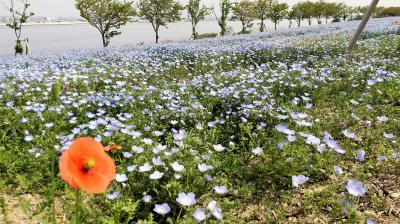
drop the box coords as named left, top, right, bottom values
left=0, top=20, right=315, bottom=56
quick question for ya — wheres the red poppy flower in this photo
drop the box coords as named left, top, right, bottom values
left=59, top=137, right=116, bottom=194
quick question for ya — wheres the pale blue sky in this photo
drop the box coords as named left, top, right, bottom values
left=0, top=0, right=399, bottom=17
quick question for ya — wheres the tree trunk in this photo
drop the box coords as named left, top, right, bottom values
left=260, top=19, right=264, bottom=32
left=274, top=22, right=277, bottom=30
left=192, top=25, right=198, bottom=40
left=308, top=18, right=312, bottom=26
left=220, top=23, right=226, bottom=36
left=297, top=18, right=301, bottom=27
left=241, top=20, right=245, bottom=34
left=101, top=33, right=108, bottom=47
left=155, top=30, right=159, bottom=43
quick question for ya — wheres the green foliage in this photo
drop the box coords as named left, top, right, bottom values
left=4, top=0, right=34, bottom=55
left=187, top=0, right=211, bottom=40
left=215, top=0, right=231, bottom=36
left=138, top=0, right=184, bottom=43
left=374, top=7, right=400, bottom=17
left=75, top=0, right=136, bottom=47
left=231, top=0, right=256, bottom=34
left=50, top=82, right=61, bottom=104
left=14, top=40, right=24, bottom=55
left=198, top=32, right=219, bottom=39
left=253, top=0, right=273, bottom=32
left=269, top=2, right=288, bottom=30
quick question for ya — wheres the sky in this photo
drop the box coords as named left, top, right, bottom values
left=0, top=0, right=399, bottom=17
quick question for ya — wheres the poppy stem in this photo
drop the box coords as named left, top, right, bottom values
left=50, top=144, right=57, bottom=224
left=74, top=190, right=80, bottom=223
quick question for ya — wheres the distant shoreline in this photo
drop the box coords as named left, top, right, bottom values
left=0, top=20, right=214, bottom=27
left=0, top=21, right=88, bottom=26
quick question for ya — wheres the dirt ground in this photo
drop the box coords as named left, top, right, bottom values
left=0, top=194, right=65, bottom=224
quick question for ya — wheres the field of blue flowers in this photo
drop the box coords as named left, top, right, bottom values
left=0, top=17, right=399, bottom=223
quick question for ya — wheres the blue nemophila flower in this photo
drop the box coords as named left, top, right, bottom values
left=366, top=219, right=377, bottom=224
left=122, top=152, right=133, bottom=158
left=376, top=155, right=387, bottom=161
left=115, top=173, right=128, bottom=183
left=213, top=186, right=228, bottom=195
left=153, top=203, right=171, bottom=215
left=143, top=195, right=152, bottom=203
left=139, top=162, right=153, bottom=172
left=149, top=171, right=164, bottom=180
left=305, top=134, right=321, bottom=145
left=153, top=144, right=167, bottom=154
left=21, top=118, right=29, bottom=123
left=106, top=191, right=120, bottom=200
left=141, top=138, right=153, bottom=145
left=132, top=145, right=144, bottom=154
left=127, top=165, right=137, bottom=172
left=207, top=200, right=223, bottom=220
left=171, top=161, right=184, bottom=172
left=275, top=124, right=295, bottom=135
left=356, top=150, right=366, bottom=161
left=342, top=129, right=357, bottom=139
left=176, top=192, right=197, bottom=206
left=173, top=129, right=186, bottom=141
left=292, top=175, right=309, bottom=188
left=324, top=133, right=346, bottom=154
left=376, top=115, right=388, bottom=122
left=213, top=144, right=225, bottom=152
left=198, top=163, right=214, bottom=172
left=252, top=147, right=263, bottom=155
left=193, top=208, right=208, bottom=222
left=24, top=135, right=34, bottom=142
left=152, top=157, right=165, bottom=166
left=287, top=135, right=297, bottom=142
left=153, top=130, right=163, bottom=136
left=346, top=180, right=366, bottom=196
left=334, top=165, right=344, bottom=175
left=383, top=133, right=396, bottom=139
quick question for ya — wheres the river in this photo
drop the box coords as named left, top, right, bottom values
left=0, top=19, right=317, bottom=56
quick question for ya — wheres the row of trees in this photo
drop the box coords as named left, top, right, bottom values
left=78, top=0, right=399, bottom=47
left=3, top=0, right=400, bottom=52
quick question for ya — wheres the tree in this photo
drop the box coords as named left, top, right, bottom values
left=254, top=0, right=273, bottom=32
left=322, top=2, right=339, bottom=23
left=313, top=0, right=324, bottom=24
left=138, top=0, right=183, bottom=43
left=2, top=0, right=34, bottom=55
left=269, top=2, right=288, bottom=30
left=214, top=0, right=231, bottom=36
left=76, top=0, right=135, bottom=47
left=287, top=9, right=296, bottom=28
left=336, top=3, right=353, bottom=21
left=296, top=1, right=315, bottom=26
left=292, top=3, right=303, bottom=27
left=187, top=0, right=211, bottom=40
left=232, top=0, right=255, bottom=34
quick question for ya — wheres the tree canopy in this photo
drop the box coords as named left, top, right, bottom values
left=138, top=0, right=184, bottom=43
left=231, top=0, right=256, bottom=34
left=187, top=0, right=211, bottom=40
left=76, top=0, right=135, bottom=47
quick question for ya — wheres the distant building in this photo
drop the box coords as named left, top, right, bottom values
left=44, top=17, right=56, bottom=22
left=0, top=16, right=13, bottom=23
